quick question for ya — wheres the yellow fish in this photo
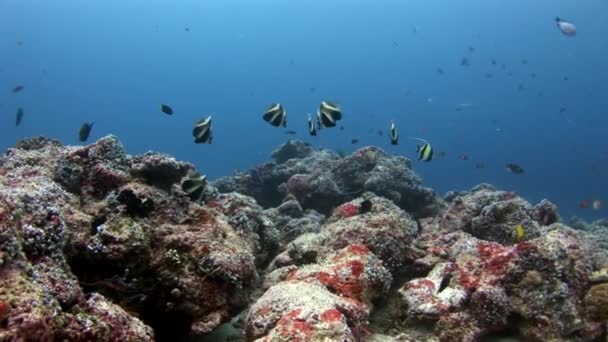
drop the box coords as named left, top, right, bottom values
left=515, top=224, right=525, bottom=240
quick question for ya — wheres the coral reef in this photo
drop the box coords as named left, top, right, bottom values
left=1, top=136, right=607, bottom=342
left=214, top=140, right=444, bottom=218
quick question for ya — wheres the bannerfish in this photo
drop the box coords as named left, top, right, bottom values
left=555, top=17, right=576, bottom=36
left=181, top=170, right=207, bottom=202
left=307, top=113, right=317, bottom=136
left=193, top=116, right=213, bottom=144
left=263, top=103, right=287, bottom=127
left=412, top=137, right=433, bottom=161
left=15, top=107, right=24, bottom=126
left=506, top=163, right=524, bottom=174
left=79, top=122, right=94, bottom=142
left=317, top=101, right=342, bottom=128
left=160, top=104, right=173, bottom=115
left=389, top=121, right=398, bottom=145
left=12, top=85, right=24, bottom=93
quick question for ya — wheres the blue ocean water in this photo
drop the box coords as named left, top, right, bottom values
left=1, top=0, right=607, bottom=221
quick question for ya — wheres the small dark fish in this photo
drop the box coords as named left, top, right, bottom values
left=475, top=162, right=485, bottom=169
left=185, top=27, right=190, bottom=32
left=285, top=130, right=297, bottom=135
left=460, top=58, right=470, bottom=66
left=437, top=67, right=445, bottom=75
left=559, top=107, right=567, bottom=113
left=15, top=107, right=24, bottom=126
left=563, top=76, right=569, bottom=81
left=160, top=104, right=173, bottom=115
left=316, top=101, right=342, bottom=128
left=521, top=59, right=528, bottom=65
left=359, top=199, right=373, bottom=214
left=377, top=129, right=383, bottom=137
left=289, top=58, right=295, bottom=65
left=307, top=113, right=317, bottom=136
left=79, top=122, right=94, bottom=142
left=309, top=87, right=316, bottom=93
left=263, top=103, right=287, bottom=127
left=485, top=73, right=493, bottom=79
left=193, top=116, right=213, bottom=144
left=468, top=46, right=475, bottom=52
left=339, top=126, right=345, bottom=131
left=392, top=40, right=399, bottom=47
left=491, top=58, right=497, bottom=66
left=16, top=41, right=23, bottom=46
left=12, top=85, right=24, bottom=93
left=517, top=83, right=524, bottom=91
left=506, top=163, right=524, bottom=174
left=458, top=154, right=469, bottom=161
left=389, top=121, right=398, bottom=145
left=530, top=72, right=537, bottom=79
left=579, top=200, right=590, bottom=209
left=437, top=151, right=447, bottom=159
left=351, top=138, right=359, bottom=145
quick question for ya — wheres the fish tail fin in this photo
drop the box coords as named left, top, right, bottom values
left=409, top=137, right=429, bottom=144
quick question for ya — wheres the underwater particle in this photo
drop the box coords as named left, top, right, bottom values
left=351, top=138, right=359, bottom=145
left=392, top=40, right=399, bottom=47
left=468, top=46, right=475, bottom=52
left=389, top=120, right=398, bottom=145
left=505, top=163, right=524, bottom=174
left=359, top=199, right=373, bottom=214
left=517, top=83, right=524, bottom=91
left=485, top=73, right=493, bottom=79
left=285, top=130, right=297, bottom=135
left=17, top=40, right=23, bottom=46
left=193, top=116, right=213, bottom=144
left=412, top=137, right=433, bottom=161
left=15, top=107, right=24, bottom=126
left=475, top=162, right=485, bottom=169
left=437, top=67, right=445, bottom=75
left=593, top=200, right=602, bottom=210
left=307, top=113, right=317, bottom=136
left=437, top=151, right=447, bottom=159
left=309, top=87, right=316, bottom=93
left=515, top=224, right=525, bottom=240
left=79, top=122, right=94, bottom=142
left=181, top=170, right=207, bottom=202
left=530, top=72, right=537, bottom=79
left=263, top=103, right=287, bottom=127
left=579, top=200, right=590, bottom=209
left=555, top=17, right=576, bottom=36
left=160, top=104, right=173, bottom=115
left=521, top=59, right=528, bottom=65
left=460, top=58, right=470, bottom=66
left=459, top=154, right=470, bottom=161
left=316, top=101, right=342, bottom=128
left=12, top=85, right=24, bottom=93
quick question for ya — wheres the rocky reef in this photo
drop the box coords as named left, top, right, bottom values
left=0, top=137, right=607, bottom=341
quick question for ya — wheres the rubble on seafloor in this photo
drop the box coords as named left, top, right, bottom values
left=0, top=136, right=606, bottom=341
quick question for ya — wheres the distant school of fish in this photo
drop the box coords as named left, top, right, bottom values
left=9, top=16, right=599, bottom=210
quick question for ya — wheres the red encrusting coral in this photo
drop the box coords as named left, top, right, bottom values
left=335, top=202, right=359, bottom=218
